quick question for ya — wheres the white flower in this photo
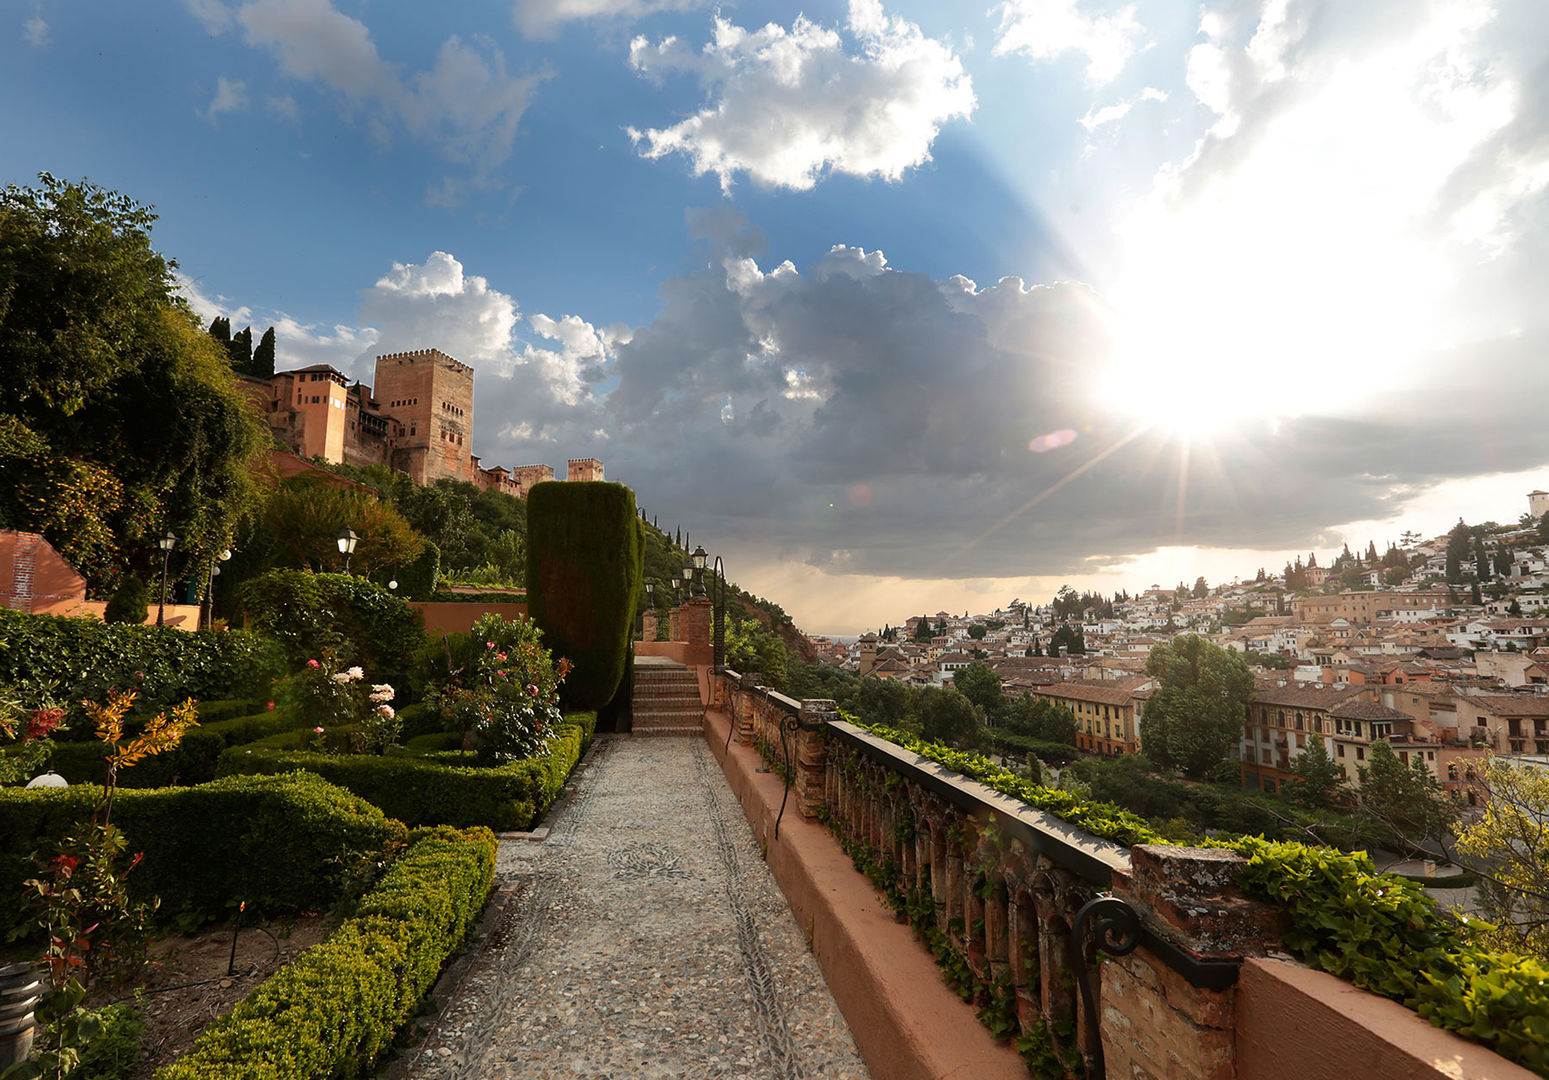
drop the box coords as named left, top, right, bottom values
left=332, top=673, right=352, bottom=683
left=376, top=704, right=395, bottom=719
left=344, top=666, right=365, bottom=682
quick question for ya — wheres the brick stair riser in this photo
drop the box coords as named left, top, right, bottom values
left=632, top=696, right=702, bottom=709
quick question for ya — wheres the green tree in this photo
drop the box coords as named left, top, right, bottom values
left=251, top=326, right=276, bottom=378
left=255, top=478, right=425, bottom=577
left=725, top=615, right=789, bottom=692
left=1445, top=519, right=1471, bottom=583
left=102, top=575, right=148, bottom=625
left=918, top=688, right=981, bottom=749
left=1475, top=536, right=1491, bottom=583
left=952, top=662, right=1005, bottom=721
left=0, top=175, right=266, bottom=590
left=1356, top=740, right=1455, bottom=850
left=1192, top=575, right=1209, bottom=598
left=1141, top=635, right=1255, bottom=780
left=1452, top=756, right=1549, bottom=959
left=967, top=622, right=988, bottom=640
left=1285, top=735, right=1347, bottom=810
left=1003, top=695, right=1077, bottom=744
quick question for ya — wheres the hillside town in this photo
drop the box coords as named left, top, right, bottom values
left=814, top=492, right=1549, bottom=802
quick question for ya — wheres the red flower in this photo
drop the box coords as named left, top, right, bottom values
left=526, top=683, right=540, bottom=697
left=53, top=854, right=79, bottom=875
left=307, top=659, right=321, bottom=668
left=25, top=707, right=65, bottom=740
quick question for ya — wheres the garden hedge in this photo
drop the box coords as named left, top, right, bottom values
left=0, top=607, right=284, bottom=710
left=0, top=772, right=404, bottom=935
left=32, top=705, right=313, bottom=788
left=238, top=570, right=426, bottom=681
left=154, top=825, right=497, bottom=1080
left=215, top=711, right=598, bottom=829
left=525, top=481, right=641, bottom=712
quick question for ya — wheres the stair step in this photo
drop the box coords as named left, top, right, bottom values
left=632, top=725, right=703, bottom=737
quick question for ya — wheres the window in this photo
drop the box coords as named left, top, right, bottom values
left=1356, top=746, right=1365, bottom=761
left=1337, top=743, right=1345, bottom=758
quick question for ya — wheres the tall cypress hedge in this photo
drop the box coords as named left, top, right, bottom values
left=525, top=482, right=642, bottom=712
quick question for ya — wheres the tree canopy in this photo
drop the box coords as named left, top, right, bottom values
left=1140, top=635, right=1254, bottom=779
left=0, top=174, right=267, bottom=590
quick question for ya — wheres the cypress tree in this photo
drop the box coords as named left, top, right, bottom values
left=104, top=575, right=149, bottom=624
left=228, top=326, right=252, bottom=372
left=208, top=316, right=230, bottom=342
left=251, top=326, right=276, bottom=378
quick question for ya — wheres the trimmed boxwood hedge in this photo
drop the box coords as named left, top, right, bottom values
left=32, top=706, right=316, bottom=788
left=215, top=711, right=598, bottom=829
left=154, top=825, right=497, bottom=1080
left=525, top=482, right=642, bottom=711
left=0, top=607, right=284, bottom=709
left=0, top=772, right=404, bottom=935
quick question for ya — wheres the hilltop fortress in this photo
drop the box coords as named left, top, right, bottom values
left=241, top=348, right=602, bottom=496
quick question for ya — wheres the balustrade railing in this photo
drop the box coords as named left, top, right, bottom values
left=711, top=668, right=1281, bottom=1080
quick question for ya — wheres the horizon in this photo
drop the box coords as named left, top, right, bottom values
left=7, top=0, right=1548, bottom=638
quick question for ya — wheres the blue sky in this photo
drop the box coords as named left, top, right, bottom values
left=6, top=0, right=1549, bottom=633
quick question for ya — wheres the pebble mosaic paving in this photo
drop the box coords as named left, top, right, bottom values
left=400, top=735, right=872, bottom=1080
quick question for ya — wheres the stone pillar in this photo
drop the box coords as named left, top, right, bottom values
left=641, top=608, right=658, bottom=642
left=795, top=699, right=834, bottom=820
left=1099, top=845, right=1287, bottom=1080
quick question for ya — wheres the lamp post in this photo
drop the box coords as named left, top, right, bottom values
left=337, top=527, right=359, bottom=575
left=710, top=555, right=726, bottom=668
left=155, top=531, right=177, bottom=627
left=201, top=548, right=231, bottom=630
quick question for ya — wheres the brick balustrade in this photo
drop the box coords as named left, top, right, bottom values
left=706, top=666, right=1526, bottom=1080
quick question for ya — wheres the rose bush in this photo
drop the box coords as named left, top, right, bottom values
left=426, top=613, right=569, bottom=764
left=275, top=654, right=400, bottom=754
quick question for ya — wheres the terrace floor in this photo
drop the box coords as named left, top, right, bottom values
left=398, top=734, right=871, bottom=1080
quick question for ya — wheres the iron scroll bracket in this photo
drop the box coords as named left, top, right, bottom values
left=774, top=713, right=825, bottom=840
left=1069, top=894, right=1142, bottom=1078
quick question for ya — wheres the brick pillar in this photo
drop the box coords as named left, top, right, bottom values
left=679, top=597, right=712, bottom=648
left=1100, top=845, right=1287, bottom=1080
left=641, top=609, right=658, bottom=642
left=735, top=672, right=763, bottom=745
left=795, top=699, right=834, bottom=819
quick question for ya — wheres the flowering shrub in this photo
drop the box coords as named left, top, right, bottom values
left=0, top=693, right=65, bottom=785
left=276, top=654, right=400, bottom=754
left=427, top=613, right=569, bottom=764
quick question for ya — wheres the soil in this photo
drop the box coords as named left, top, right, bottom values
left=87, top=914, right=336, bottom=1078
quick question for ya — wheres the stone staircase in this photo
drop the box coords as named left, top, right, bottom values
left=632, top=663, right=704, bottom=736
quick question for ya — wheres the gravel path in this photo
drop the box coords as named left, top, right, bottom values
left=400, top=735, right=871, bottom=1080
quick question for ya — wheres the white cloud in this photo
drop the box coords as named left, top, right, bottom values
left=266, top=94, right=299, bottom=121
left=992, top=0, right=1145, bottom=86
left=1079, top=86, right=1165, bottom=130
left=202, top=76, right=250, bottom=123
left=1103, top=0, right=1546, bottom=427
left=360, top=251, right=521, bottom=374
left=512, top=0, right=704, bottom=38
left=183, top=0, right=234, bottom=34
left=627, top=0, right=975, bottom=191
left=187, top=0, right=539, bottom=185
left=23, top=12, right=48, bottom=48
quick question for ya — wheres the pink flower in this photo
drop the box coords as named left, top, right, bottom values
left=526, top=683, right=540, bottom=697
left=314, top=727, right=325, bottom=734
left=376, top=704, right=395, bottom=719
left=486, top=642, right=496, bottom=650
left=496, top=652, right=507, bottom=661
left=307, top=659, right=320, bottom=668
left=267, top=701, right=276, bottom=711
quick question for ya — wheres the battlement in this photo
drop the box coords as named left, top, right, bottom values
left=377, top=348, right=474, bottom=376
left=567, top=458, right=605, bottom=482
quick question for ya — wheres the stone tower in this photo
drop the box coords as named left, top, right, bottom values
left=567, top=458, right=605, bottom=482
left=372, top=349, right=475, bottom=485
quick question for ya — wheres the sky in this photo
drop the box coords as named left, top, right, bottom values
left=5, top=0, right=1549, bottom=635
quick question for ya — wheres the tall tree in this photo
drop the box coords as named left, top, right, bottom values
left=1192, top=575, right=1209, bottom=598
left=952, top=662, right=1005, bottom=722
left=1286, top=735, right=1347, bottom=810
left=1475, top=536, right=1491, bottom=583
left=1446, top=519, right=1471, bottom=583
left=1357, top=740, right=1454, bottom=851
left=1366, top=540, right=1379, bottom=565
left=251, top=326, right=276, bottom=378
left=0, top=174, right=266, bottom=588
left=1141, top=635, right=1255, bottom=779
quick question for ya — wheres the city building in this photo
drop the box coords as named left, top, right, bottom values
left=240, top=348, right=602, bottom=496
